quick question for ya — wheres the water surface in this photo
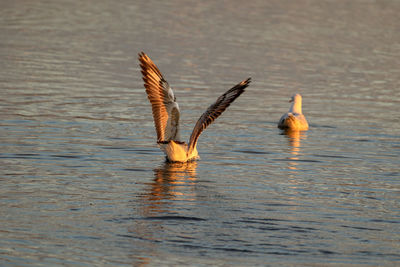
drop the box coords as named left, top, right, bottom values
left=0, top=0, right=399, bottom=265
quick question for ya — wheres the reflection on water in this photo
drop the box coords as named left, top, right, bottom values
left=128, top=161, right=200, bottom=265
left=283, top=130, right=307, bottom=171
left=144, top=161, right=198, bottom=215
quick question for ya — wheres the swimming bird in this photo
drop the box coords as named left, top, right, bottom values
left=278, top=93, right=309, bottom=131
left=139, top=52, right=251, bottom=162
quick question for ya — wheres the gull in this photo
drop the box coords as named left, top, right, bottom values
left=139, top=52, right=251, bottom=162
left=278, top=93, right=309, bottom=131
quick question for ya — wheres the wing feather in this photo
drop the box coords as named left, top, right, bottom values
left=138, top=52, right=181, bottom=142
left=187, top=78, right=251, bottom=154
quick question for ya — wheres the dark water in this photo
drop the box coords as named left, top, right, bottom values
left=1, top=0, right=399, bottom=265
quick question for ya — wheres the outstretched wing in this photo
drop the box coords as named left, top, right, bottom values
left=187, top=78, right=251, bottom=154
left=139, top=52, right=181, bottom=142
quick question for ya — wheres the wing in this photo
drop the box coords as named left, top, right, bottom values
left=277, top=113, right=292, bottom=129
left=187, top=78, right=251, bottom=154
left=278, top=113, right=290, bottom=129
left=138, top=52, right=181, bottom=142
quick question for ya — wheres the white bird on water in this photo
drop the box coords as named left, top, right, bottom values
left=278, top=93, right=309, bottom=131
left=139, top=52, right=251, bottom=162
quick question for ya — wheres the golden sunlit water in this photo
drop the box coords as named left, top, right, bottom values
left=0, top=0, right=399, bottom=265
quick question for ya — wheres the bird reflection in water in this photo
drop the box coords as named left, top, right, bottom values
left=144, top=161, right=198, bottom=215
left=128, top=161, right=198, bottom=265
left=283, top=130, right=307, bottom=171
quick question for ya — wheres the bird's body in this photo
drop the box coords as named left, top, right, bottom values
left=139, top=52, right=250, bottom=162
left=278, top=93, right=309, bottom=131
left=158, top=141, right=199, bottom=162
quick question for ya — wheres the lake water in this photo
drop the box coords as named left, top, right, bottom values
left=1, top=0, right=399, bottom=266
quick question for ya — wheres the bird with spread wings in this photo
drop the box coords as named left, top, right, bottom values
left=139, top=52, right=251, bottom=162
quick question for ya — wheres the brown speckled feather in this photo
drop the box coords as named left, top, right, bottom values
left=187, top=78, right=251, bottom=154
left=139, top=52, right=181, bottom=142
